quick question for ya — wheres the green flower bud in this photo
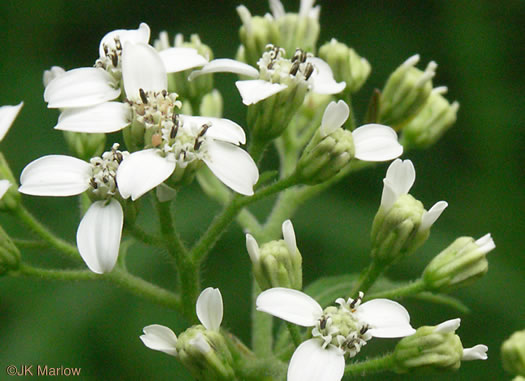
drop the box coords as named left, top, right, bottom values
left=514, top=376, right=525, bottom=381
left=176, top=325, right=236, bottom=381
left=393, top=319, right=464, bottom=373
left=0, top=224, right=21, bottom=275
left=401, top=87, right=459, bottom=149
left=237, top=5, right=280, bottom=67
left=63, top=131, right=106, bottom=162
left=318, top=39, right=371, bottom=94
left=423, top=234, right=495, bottom=292
left=199, top=89, right=223, bottom=118
left=502, top=330, right=525, bottom=376
left=275, top=13, right=319, bottom=58
left=379, top=54, right=436, bottom=128
left=246, top=220, right=302, bottom=290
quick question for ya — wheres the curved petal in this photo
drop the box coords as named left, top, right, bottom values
left=19, top=155, right=91, bottom=196
left=462, top=344, right=488, bottom=361
left=0, top=179, right=11, bottom=200
left=122, top=42, right=167, bottom=100
left=196, top=287, right=223, bottom=331
left=43, top=66, right=65, bottom=88
left=246, top=234, right=260, bottom=263
left=353, top=124, right=403, bottom=162
left=99, top=23, right=150, bottom=58
left=434, top=318, right=461, bottom=334
left=356, top=299, right=415, bottom=338
left=180, top=115, right=246, bottom=145
left=282, top=220, right=297, bottom=255
left=320, top=100, right=349, bottom=137
left=203, top=140, right=258, bottom=196
left=420, top=200, right=448, bottom=231
left=140, top=324, right=178, bottom=357
left=307, top=57, right=346, bottom=95
left=383, top=159, right=415, bottom=198
left=188, top=58, right=259, bottom=80
left=116, top=149, right=175, bottom=201
left=55, top=102, right=132, bottom=133
left=288, top=339, right=345, bottom=381
left=475, top=233, right=496, bottom=254
left=44, top=68, right=120, bottom=108
left=159, top=47, right=208, bottom=73
left=235, top=80, right=288, bottom=105
left=0, top=102, right=23, bottom=141
left=256, top=288, right=322, bottom=327
left=76, top=199, right=123, bottom=274
left=380, top=180, right=398, bottom=212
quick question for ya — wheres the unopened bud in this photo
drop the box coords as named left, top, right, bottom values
left=199, top=90, right=223, bottom=118
left=63, top=131, right=106, bottom=162
left=0, top=225, right=21, bottom=275
left=502, top=330, right=525, bottom=377
left=423, top=234, right=494, bottom=291
left=318, top=39, right=371, bottom=94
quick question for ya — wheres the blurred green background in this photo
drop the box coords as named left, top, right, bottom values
left=1, top=0, right=524, bottom=379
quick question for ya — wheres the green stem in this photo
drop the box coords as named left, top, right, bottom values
left=248, top=138, right=270, bottom=165
left=13, top=205, right=80, bottom=261
left=366, top=279, right=426, bottom=300
left=350, top=261, right=384, bottom=297
left=237, top=209, right=262, bottom=235
left=236, top=357, right=287, bottom=381
left=344, top=353, right=395, bottom=377
left=15, top=264, right=182, bottom=310
left=252, top=280, right=273, bottom=357
left=286, top=322, right=301, bottom=349
left=124, top=223, right=163, bottom=247
left=12, top=238, right=48, bottom=249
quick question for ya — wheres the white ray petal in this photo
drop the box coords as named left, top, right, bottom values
left=99, top=23, right=151, bottom=58
left=383, top=159, right=415, bottom=198
left=307, top=57, right=346, bottom=95
left=475, top=233, right=495, bottom=253
left=140, top=324, right=178, bottom=357
left=43, top=66, right=65, bottom=88
left=353, top=124, right=403, bottom=162
left=320, top=100, right=349, bottom=137
left=462, top=344, right=488, bottom=361
left=235, top=80, right=287, bottom=105
left=380, top=180, right=398, bottom=212
left=196, top=287, right=223, bottom=331
left=282, top=220, right=297, bottom=256
left=288, top=339, right=345, bottom=381
left=246, top=234, right=260, bottom=263
left=19, top=155, right=91, bottom=196
left=356, top=299, right=415, bottom=338
left=54, top=102, right=131, bottom=133
left=203, top=140, right=258, bottom=196
left=159, top=47, right=208, bottom=73
left=0, top=102, right=23, bottom=141
left=256, top=288, right=322, bottom=327
left=180, top=115, right=246, bottom=144
left=116, top=149, right=175, bottom=201
left=434, top=318, right=461, bottom=334
left=76, top=199, right=123, bottom=274
left=188, top=58, right=259, bottom=80
left=0, top=180, right=11, bottom=200
left=420, top=201, right=448, bottom=231
left=122, top=42, right=167, bottom=100
left=44, top=68, right=120, bottom=109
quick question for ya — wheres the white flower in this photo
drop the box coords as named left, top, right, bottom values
left=321, top=100, right=403, bottom=161
left=189, top=47, right=345, bottom=105
left=140, top=287, right=223, bottom=356
left=0, top=102, right=23, bottom=142
left=434, top=319, right=488, bottom=361
left=381, top=158, right=448, bottom=230
left=256, top=288, right=415, bottom=381
left=18, top=144, right=127, bottom=274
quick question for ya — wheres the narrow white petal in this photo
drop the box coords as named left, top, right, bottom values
left=122, top=42, right=167, bottom=100
left=384, top=159, right=416, bottom=198
left=55, top=102, right=131, bottom=133
left=159, top=47, right=208, bottom=73
left=99, top=23, right=151, bottom=58
left=181, top=115, right=246, bottom=144
left=282, top=220, right=297, bottom=255
left=320, top=100, right=349, bottom=137
left=475, top=233, right=496, bottom=254
left=0, top=102, right=23, bottom=141
left=188, top=58, right=259, bottom=80
left=434, top=318, right=461, bottom=334
left=288, top=339, right=345, bottom=381
left=420, top=201, right=448, bottom=231
left=140, top=324, right=178, bottom=357
left=307, top=57, right=346, bottom=95
left=44, top=68, right=120, bottom=108
left=357, top=299, right=415, bottom=338
left=203, top=141, right=258, bottom=196
left=462, top=344, right=488, bottom=361
left=76, top=199, right=123, bottom=274
left=116, top=149, right=175, bottom=201
left=19, top=155, right=91, bottom=196
left=196, top=287, right=223, bottom=331
left=256, top=288, right=322, bottom=327
left=235, top=80, right=287, bottom=105
left=246, top=234, right=260, bottom=263
left=0, top=180, right=11, bottom=200
left=380, top=180, right=398, bottom=212
left=353, top=124, right=403, bottom=162
left=269, top=0, right=285, bottom=18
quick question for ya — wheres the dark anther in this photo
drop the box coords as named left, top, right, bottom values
left=172, top=113, right=180, bottom=126
left=304, top=63, right=314, bottom=80
left=170, top=125, right=178, bottom=139
left=319, top=316, right=327, bottom=330
left=111, top=53, right=118, bottom=68
left=289, top=61, right=300, bottom=76
left=292, top=49, right=306, bottom=63
left=103, top=45, right=109, bottom=56
left=267, top=61, right=274, bottom=70
left=115, top=152, right=123, bottom=164
left=90, top=178, right=98, bottom=189
left=114, top=38, right=122, bottom=51
left=102, top=176, right=109, bottom=184
left=194, top=123, right=211, bottom=150
left=139, top=88, right=148, bottom=104
left=162, top=89, right=167, bottom=97
left=360, top=325, right=369, bottom=335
